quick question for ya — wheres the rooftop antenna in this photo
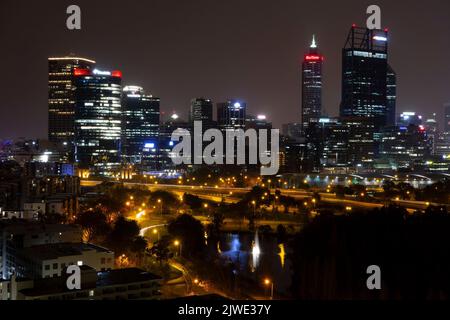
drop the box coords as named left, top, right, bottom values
left=310, top=35, right=317, bottom=49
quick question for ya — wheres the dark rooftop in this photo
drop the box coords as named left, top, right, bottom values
left=19, top=268, right=162, bottom=297
left=18, top=242, right=113, bottom=261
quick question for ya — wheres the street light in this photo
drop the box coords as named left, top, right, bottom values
left=153, top=228, right=160, bottom=241
left=264, top=278, right=274, bottom=300
left=251, top=201, right=256, bottom=215
left=157, top=199, right=162, bottom=215
left=174, top=240, right=182, bottom=257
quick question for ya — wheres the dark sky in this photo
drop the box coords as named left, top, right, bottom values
left=1, top=0, right=450, bottom=139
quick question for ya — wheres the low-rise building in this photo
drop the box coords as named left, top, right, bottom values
left=1, top=266, right=162, bottom=300
left=0, top=222, right=82, bottom=279
left=15, top=242, right=114, bottom=279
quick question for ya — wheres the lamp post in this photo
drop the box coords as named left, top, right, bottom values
left=174, top=240, right=182, bottom=257
left=264, top=278, right=274, bottom=300
left=153, top=228, right=160, bottom=241
left=157, top=199, right=162, bottom=215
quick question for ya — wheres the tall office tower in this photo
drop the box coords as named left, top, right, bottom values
left=340, top=26, right=391, bottom=129
left=73, top=68, right=122, bottom=175
left=386, top=65, right=397, bottom=126
left=189, top=98, right=213, bottom=127
left=445, top=103, right=450, bottom=133
left=48, top=57, right=96, bottom=145
left=302, top=35, right=324, bottom=131
left=282, top=123, right=303, bottom=141
left=159, top=114, right=190, bottom=171
left=121, top=86, right=160, bottom=169
left=305, top=118, right=349, bottom=172
left=217, top=100, right=246, bottom=130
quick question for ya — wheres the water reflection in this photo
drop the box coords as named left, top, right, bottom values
left=278, top=243, right=285, bottom=269
left=215, top=232, right=292, bottom=294
left=250, top=230, right=261, bottom=272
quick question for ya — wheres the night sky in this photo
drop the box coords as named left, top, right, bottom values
left=1, top=0, right=449, bottom=139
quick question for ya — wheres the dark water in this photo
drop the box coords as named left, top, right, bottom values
left=214, top=232, right=292, bottom=295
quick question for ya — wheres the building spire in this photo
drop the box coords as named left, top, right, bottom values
left=310, top=35, right=317, bottom=49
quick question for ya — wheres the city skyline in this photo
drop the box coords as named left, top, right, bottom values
left=1, top=0, right=450, bottom=139
left=1, top=1, right=450, bottom=305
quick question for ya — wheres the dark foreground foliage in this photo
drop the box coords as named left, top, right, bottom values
left=291, top=205, right=450, bottom=300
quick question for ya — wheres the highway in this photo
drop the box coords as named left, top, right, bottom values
left=81, top=180, right=441, bottom=213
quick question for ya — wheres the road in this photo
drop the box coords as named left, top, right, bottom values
left=82, top=179, right=442, bottom=213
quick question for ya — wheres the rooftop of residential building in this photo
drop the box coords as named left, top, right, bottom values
left=18, top=242, right=113, bottom=261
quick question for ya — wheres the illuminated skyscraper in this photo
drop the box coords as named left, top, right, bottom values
left=121, top=86, right=160, bottom=169
left=340, top=26, right=392, bottom=129
left=445, top=103, right=450, bottom=133
left=386, top=65, right=397, bottom=126
left=48, top=56, right=96, bottom=145
left=73, top=68, right=122, bottom=174
left=301, top=35, right=323, bottom=130
left=189, top=98, right=213, bottom=127
left=217, top=100, right=246, bottom=130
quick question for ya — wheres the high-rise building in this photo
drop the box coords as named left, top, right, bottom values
left=302, top=35, right=324, bottom=130
left=282, top=123, right=303, bottom=142
left=339, top=26, right=392, bottom=130
left=217, top=100, right=246, bottom=130
left=189, top=98, right=213, bottom=127
left=48, top=57, right=96, bottom=146
left=73, top=68, right=122, bottom=174
left=305, top=118, right=349, bottom=172
left=380, top=125, right=431, bottom=169
left=386, top=65, right=397, bottom=126
left=445, top=103, right=450, bottom=133
left=342, top=117, right=376, bottom=166
left=159, top=113, right=190, bottom=172
left=121, top=86, right=160, bottom=169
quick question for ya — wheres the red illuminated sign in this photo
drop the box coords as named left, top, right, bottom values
left=73, top=68, right=90, bottom=76
left=112, top=70, right=122, bottom=78
left=305, top=55, right=323, bottom=61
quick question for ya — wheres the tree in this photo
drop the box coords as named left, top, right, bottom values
left=276, top=224, right=287, bottom=241
left=212, top=212, right=225, bottom=232
left=75, top=209, right=110, bottom=243
left=147, top=235, right=173, bottom=266
left=108, top=216, right=141, bottom=255
left=131, top=236, right=148, bottom=265
left=290, top=206, right=450, bottom=300
left=167, top=214, right=206, bottom=258
left=183, top=193, right=203, bottom=210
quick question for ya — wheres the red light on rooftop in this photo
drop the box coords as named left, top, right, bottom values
left=73, top=68, right=90, bottom=76
left=112, top=70, right=122, bottom=78
left=352, top=23, right=357, bottom=28
left=384, top=28, right=389, bottom=32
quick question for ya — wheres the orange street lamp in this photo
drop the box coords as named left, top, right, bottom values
left=264, top=278, right=274, bottom=300
left=174, top=240, right=182, bottom=256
